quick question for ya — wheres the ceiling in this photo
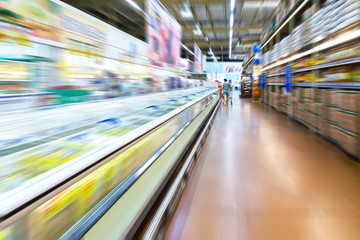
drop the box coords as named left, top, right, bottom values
left=63, top=0, right=279, bottom=61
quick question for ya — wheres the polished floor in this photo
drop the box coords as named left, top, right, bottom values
left=165, top=93, right=360, bottom=240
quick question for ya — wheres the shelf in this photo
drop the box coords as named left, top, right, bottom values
left=0, top=79, right=29, bottom=82
left=261, top=0, right=310, bottom=49
left=267, top=83, right=285, bottom=86
left=266, top=82, right=360, bottom=89
left=292, top=57, right=360, bottom=73
left=267, top=72, right=285, bottom=77
left=261, top=25, right=360, bottom=72
left=292, top=83, right=360, bottom=89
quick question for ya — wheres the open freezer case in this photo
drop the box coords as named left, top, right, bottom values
left=0, top=87, right=219, bottom=239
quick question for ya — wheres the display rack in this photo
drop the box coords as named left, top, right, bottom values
left=260, top=0, right=360, bottom=161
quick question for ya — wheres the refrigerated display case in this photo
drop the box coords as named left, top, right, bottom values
left=0, top=87, right=219, bottom=239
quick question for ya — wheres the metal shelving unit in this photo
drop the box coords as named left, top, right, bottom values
left=267, top=82, right=360, bottom=89
left=267, top=72, right=285, bottom=77
left=267, top=83, right=285, bottom=86
left=292, top=57, right=360, bottom=73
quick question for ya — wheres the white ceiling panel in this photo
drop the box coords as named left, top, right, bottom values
left=206, top=32, right=215, bottom=38
left=217, top=32, right=228, bottom=39
left=194, top=5, right=208, bottom=21
left=213, top=21, right=227, bottom=27
left=262, top=1, right=280, bottom=8
left=209, top=3, right=225, bottom=20
left=243, top=1, right=262, bottom=8
left=241, top=8, right=257, bottom=21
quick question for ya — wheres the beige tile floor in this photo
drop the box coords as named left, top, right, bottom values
left=165, top=94, right=360, bottom=240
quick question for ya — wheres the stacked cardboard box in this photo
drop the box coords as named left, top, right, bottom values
left=287, top=92, right=296, bottom=118
left=324, top=89, right=340, bottom=142
left=263, top=87, right=270, bottom=105
left=336, top=91, right=360, bottom=157
left=308, top=103, right=325, bottom=134
left=279, top=95, right=288, bottom=113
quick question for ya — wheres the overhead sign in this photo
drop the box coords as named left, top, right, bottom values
left=194, top=43, right=202, bottom=73
left=146, top=0, right=182, bottom=66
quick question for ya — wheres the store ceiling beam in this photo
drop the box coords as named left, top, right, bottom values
left=183, top=39, right=259, bottom=44
left=182, top=25, right=262, bottom=34
left=252, top=0, right=264, bottom=25
left=189, top=4, right=211, bottom=51
left=183, top=40, right=258, bottom=47
left=212, top=50, right=247, bottom=54
left=205, top=3, right=217, bottom=40
left=135, top=0, right=260, bottom=4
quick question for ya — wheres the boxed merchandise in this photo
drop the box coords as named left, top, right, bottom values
left=337, top=127, right=359, bottom=157
left=338, top=91, right=360, bottom=112
left=326, top=106, right=339, bottom=123
left=325, top=121, right=339, bottom=142
left=288, top=102, right=296, bottom=118
left=293, top=88, right=302, bottom=103
left=337, top=109, right=358, bottom=134
left=325, top=89, right=339, bottom=107
left=316, top=89, right=327, bottom=104
left=302, top=88, right=315, bottom=102
left=279, top=95, right=288, bottom=113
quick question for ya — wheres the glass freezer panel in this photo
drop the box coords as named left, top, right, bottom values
left=0, top=89, right=211, bottom=195
left=0, top=90, right=217, bottom=240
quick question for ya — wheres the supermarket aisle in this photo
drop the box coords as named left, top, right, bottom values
left=165, top=96, right=360, bottom=240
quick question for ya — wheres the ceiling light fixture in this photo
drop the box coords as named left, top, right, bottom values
left=230, top=14, right=234, bottom=28
left=229, top=0, right=236, bottom=59
left=209, top=48, right=218, bottom=63
left=230, top=0, right=236, bottom=12
left=180, top=1, right=193, bottom=19
left=193, top=23, right=202, bottom=36
left=126, top=0, right=143, bottom=12
left=181, top=43, right=194, bottom=56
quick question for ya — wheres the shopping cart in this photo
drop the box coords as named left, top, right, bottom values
left=229, top=89, right=233, bottom=105
left=222, top=90, right=233, bottom=106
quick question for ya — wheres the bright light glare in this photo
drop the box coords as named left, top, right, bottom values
left=229, top=39, right=232, bottom=58
left=230, top=0, right=236, bottom=11
left=126, top=0, right=143, bottom=12
left=228, top=0, right=236, bottom=59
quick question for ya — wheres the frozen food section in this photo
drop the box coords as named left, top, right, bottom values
left=0, top=88, right=220, bottom=239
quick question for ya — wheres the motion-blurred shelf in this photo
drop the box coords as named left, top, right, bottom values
left=292, top=57, right=360, bottom=73
left=267, top=72, right=285, bottom=77
left=261, top=24, right=360, bottom=71
left=267, top=83, right=285, bottom=86
left=266, top=82, right=360, bottom=89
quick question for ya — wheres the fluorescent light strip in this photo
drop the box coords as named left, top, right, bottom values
left=228, top=0, right=235, bottom=59
left=262, top=29, right=360, bottom=71
left=181, top=43, right=194, bottom=56
left=209, top=48, right=218, bottom=63
left=262, top=0, right=310, bottom=49
left=229, top=39, right=232, bottom=58
left=230, top=0, right=236, bottom=11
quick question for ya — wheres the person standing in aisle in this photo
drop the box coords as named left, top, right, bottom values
left=222, top=79, right=231, bottom=106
